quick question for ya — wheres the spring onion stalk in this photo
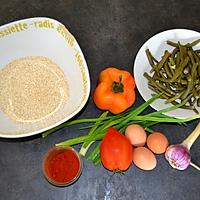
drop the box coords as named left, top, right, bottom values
left=43, top=93, right=160, bottom=138
left=190, top=162, right=200, bottom=171
left=79, top=111, right=108, bottom=156
left=165, top=123, right=200, bottom=171
left=55, top=94, right=161, bottom=148
left=53, top=94, right=200, bottom=166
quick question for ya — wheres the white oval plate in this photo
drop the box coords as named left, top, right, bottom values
left=134, top=29, right=200, bottom=119
left=0, top=17, right=90, bottom=138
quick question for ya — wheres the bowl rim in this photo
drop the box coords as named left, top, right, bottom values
left=0, top=17, right=91, bottom=138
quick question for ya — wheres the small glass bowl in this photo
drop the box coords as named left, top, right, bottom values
left=42, top=146, right=83, bottom=187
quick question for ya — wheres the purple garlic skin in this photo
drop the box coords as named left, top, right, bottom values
left=165, top=144, right=191, bottom=170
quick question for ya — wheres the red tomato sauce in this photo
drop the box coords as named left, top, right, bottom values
left=44, top=147, right=81, bottom=184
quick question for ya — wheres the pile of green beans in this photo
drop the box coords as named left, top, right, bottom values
left=144, top=38, right=200, bottom=114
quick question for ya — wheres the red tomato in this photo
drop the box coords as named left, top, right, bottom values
left=100, top=127, right=133, bottom=171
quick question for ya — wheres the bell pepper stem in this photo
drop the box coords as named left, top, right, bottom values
left=112, top=75, right=124, bottom=93
left=182, top=122, right=200, bottom=150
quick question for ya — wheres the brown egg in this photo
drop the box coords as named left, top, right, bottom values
left=133, top=147, right=157, bottom=170
left=125, top=124, right=147, bottom=147
left=147, top=132, right=168, bottom=154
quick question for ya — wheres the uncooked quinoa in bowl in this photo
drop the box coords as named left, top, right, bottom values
left=0, top=17, right=90, bottom=138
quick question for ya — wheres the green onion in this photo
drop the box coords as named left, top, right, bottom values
left=80, top=111, right=108, bottom=156
left=50, top=94, right=200, bottom=165
left=49, top=94, right=200, bottom=166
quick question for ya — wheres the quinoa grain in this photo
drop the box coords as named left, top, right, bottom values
left=0, top=56, right=69, bottom=123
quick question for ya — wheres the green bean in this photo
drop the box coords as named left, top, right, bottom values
left=171, top=56, right=189, bottom=82
left=156, top=77, right=173, bottom=83
left=195, top=49, right=200, bottom=54
left=181, top=75, right=194, bottom=100
left=144, top=39, right=200, bottom=114
left=191, top=49, right=199, bottom=63
left=152, top=72, right=159, bottom=80
left=164, top=62, right=172, bottom=78
left=187, top=38, right=200, bottom=47
left=179, top=43, right=187, bottom=61
left=183, top=66, right=190, bottom=75
left=158, top=69, right=166, bottom=79
left=149, top=74, right=181, bottom=97
left=194, top=89, right=200, bottom=100
left=148, top=85, right=161, bottom=93
left=149, top=81, right=171, bottom=97
left=150, top=64, right=159, bottom=75
left=146, top=49, right=158, bottom=64
left=196, top=84, right=200, bottom=91
left=148, top=85, right=171, bottom=98
left=188, top=50, right=196, bottom=65
left=189, top=97, right=196, bottom=106
left=198, top=99, right=200, bottom=107
left=157, top=50, right=171, bottom=70
left=145, top=49, right=160, bottom=75
left=192, top=51, right=200, bottom=77
left=170, top=98, right=194, bottom=110
left=144, top=72, right=153, bottom=81
left=168, top=62, right=175, bottom=75
left=149, top=78, right=175, bottom=96
left=191, top=63, right=198, bottom=80
left=170, top=84, right=185, bottom=91
left=193, top=108, right=199, bottom=114
left=165, top=91, right=184, bottom=103
left=171, top=48, right=178, bottom=60
left=146, top=49, right=155, bottom=67
left=198, top=64, right=200, bottom=78
left=175, top=51, right=181, bottom=67
left=176, top=74, right=182, bottom=83
left=167, top=40, right=178, bottom=47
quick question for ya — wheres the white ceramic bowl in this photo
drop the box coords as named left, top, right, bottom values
left=134, top=29, right=200, bottom=119
left=0, top=17, right=90, bottom=138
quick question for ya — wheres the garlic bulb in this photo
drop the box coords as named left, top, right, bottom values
left=165, top=144, right=191, bottom=170
left=165, top=122, right=200, bottom=171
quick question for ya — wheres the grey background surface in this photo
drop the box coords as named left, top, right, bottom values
left=0, top=0, right=200, bottom=200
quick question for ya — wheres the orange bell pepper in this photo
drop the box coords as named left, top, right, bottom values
left=93, top=67, right=136, bottom=114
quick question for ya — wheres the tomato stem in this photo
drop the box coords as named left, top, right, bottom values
left=113, top=169, right=125, bottom=174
